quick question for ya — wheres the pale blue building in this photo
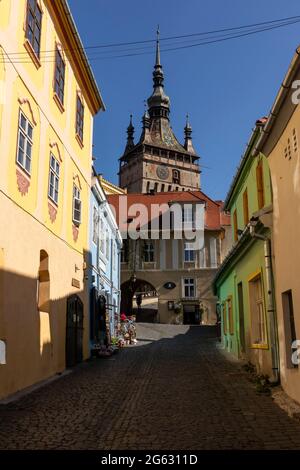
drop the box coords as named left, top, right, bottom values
left=88, top=168, right=122, bottom=350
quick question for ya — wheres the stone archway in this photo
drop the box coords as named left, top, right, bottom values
left=120, top=278, right=158, bottom=323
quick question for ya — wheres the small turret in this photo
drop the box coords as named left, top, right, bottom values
left=184, top=114, right=196, bottom=154
left=124, top=114, right=135, bottom=153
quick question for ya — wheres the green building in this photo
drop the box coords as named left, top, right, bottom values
left=213, top=118, right=279, bottom=380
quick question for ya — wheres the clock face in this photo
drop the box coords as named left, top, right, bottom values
left=156, top=165, right=169, bottom=180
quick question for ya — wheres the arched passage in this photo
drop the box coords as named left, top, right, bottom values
left=121, top=278, right=158, bottom=323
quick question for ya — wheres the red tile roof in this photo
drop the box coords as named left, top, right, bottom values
left=108, top=190, right=230, bottom=231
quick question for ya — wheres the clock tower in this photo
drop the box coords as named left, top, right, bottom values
left=119, top=30, right=201, bottom=193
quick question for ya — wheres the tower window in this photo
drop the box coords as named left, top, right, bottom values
left=172, top=169, right=180, bottom=184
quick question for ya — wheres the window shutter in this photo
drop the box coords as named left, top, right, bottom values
left=256, top=161, right=265, bottom=209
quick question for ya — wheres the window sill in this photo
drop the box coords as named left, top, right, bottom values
left=48, top=196, right=58, bottom=208
left=184, top=261, right=196, bottom=268
left=23, top=39, right=41, bottom=69
left=16, top=161, right=31, bottom=178
left=53, top=93, right=65, bottom=113
left=75, top=133, right=84, bottom=149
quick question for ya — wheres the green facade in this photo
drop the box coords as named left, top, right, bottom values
left=214, top=122, right=274, bottom=375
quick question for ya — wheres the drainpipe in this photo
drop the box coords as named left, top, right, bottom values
left=249, top=222, right=280, bottom=383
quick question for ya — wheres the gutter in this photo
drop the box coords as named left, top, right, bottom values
left=253, top=46, right=300, bottom=156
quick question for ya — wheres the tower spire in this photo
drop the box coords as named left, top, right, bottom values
left=147, top=27, right=170, bottom=119
left=155, top=25, right=161, bottom=67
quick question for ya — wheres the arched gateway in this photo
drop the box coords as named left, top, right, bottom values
left=121, top=279, right=158, bottom=323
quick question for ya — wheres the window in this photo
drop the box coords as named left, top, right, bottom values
left=105, top=231, right=110, bottom=259
left=256, top=160, right=265, bottom=210
left=249, top=273, right=267, bottom=347
left=25, top=0, right=42, bottom=57
left=243, top=188, right=249, bottom=226
left=17, top=111, right=33, bottom=174
left=182, top=204, right=194, bottom=229
left=48, top=154, right=60, bottom=204
left=282, top=290, right=298, bottom=368
left=293, top=128, right=298, bottom=153
left=183, top=278, right=195, bottom=298
left=72, top=185, right=81, bottom=225
left=209, top=237, right=217, bottom=268
left=233, top=209, right=238, bottom=242
left=161, top=184, right=165, bottom=192
left=144, top=241, right=154, bottom=262
left=76, top=95, right=84, bottom=142
left=99, top=219, right=105, bottom=254
left=199, top=247, right=206, bottom=268
left=54, top=48, right=65, bottom=105
left=92, top=206, right=99, bottom=244
left=184, top=242, right=195, bottom=262
left=172, top=169, right=180, bottom=184
left=121, top=240, right=129, bottom=263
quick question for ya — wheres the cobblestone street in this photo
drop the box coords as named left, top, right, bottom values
left=1, top=324, right=300, bottom=450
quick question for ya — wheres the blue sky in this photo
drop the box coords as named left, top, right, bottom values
left=69, top=0, right=300, bottom=200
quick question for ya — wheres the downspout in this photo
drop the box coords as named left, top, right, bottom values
left=249, top=225, right=280, bottom=383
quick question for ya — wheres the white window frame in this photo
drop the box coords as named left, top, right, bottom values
left=144, top=240, right=154, bottom=262
left=184, top=242, right=195, bottom=262
left=182, top=204, right=195, bottom=230
left=183, top=278, right=196, bottom=299
left=17, top=111, right=33, bottom=175
left=72, top=185, right=81, bottom=225
left=48, top=153, right=60, bottom=204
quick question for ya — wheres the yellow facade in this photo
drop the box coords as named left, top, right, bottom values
left=0, top=0, right=104, bottom=399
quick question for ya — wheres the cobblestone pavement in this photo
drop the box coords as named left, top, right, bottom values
left=1, top=324, right=300, bottom=450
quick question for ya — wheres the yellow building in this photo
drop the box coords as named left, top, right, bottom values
left=0, top=0, right=104, bottom=399
left=254, top=46, right=300, bottom=404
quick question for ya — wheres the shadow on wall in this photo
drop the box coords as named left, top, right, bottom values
left=0, top=265, right=87, bottom=400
